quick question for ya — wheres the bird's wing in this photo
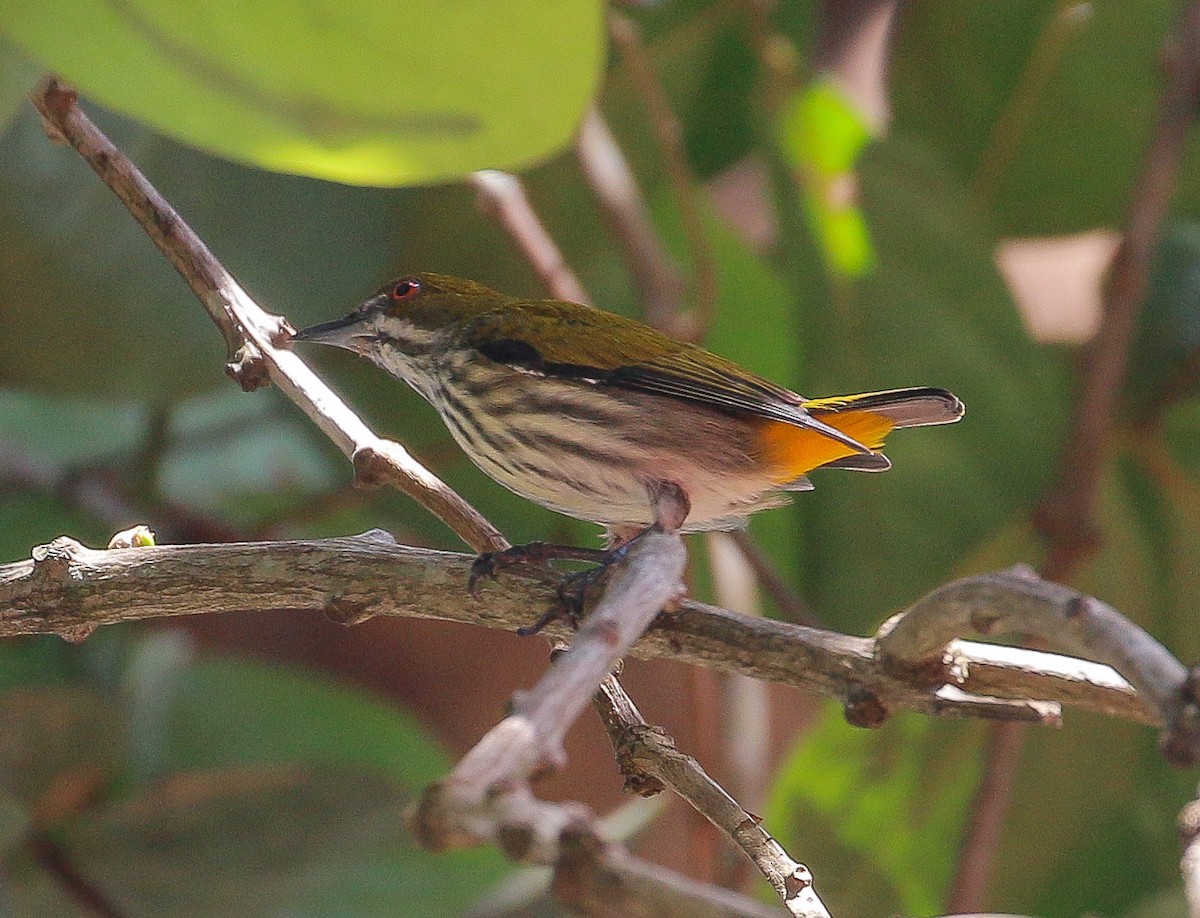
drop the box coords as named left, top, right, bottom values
left=459, top=303, right=875, bottom=453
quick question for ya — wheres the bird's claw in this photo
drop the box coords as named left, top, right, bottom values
left=515, top=567, right=600, bottom=636
left=466, top=540, right=618, bottom=635
left=468, top=541, right=551, bottom=596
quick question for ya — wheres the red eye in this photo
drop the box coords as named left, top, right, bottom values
left=391, top=277, right=421, bottom=301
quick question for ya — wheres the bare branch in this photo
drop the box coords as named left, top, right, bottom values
left=29, top=78, right=505, bottom=556
left=0, top=532, right=1170, bottom=730
left=406, top=531, right=763, bottom=916
left=608, top=14, right=717, bottom=340
left=594, top=675, right=830, bottom=918
left=411, top=530, right=684, bottom=839
left=1034, top=0, right=1200, bottom=578
left=469, top=170, right=593, bottom=305
left=575, top=107, right=688, bottom=331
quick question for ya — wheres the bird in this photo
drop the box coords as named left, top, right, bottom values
left=294, top=272, right=963, bottom=610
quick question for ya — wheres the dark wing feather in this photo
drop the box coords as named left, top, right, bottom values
left=464, top=305, right=873, bottom=454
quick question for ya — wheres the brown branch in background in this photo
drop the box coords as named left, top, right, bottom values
left=30, top=78, right=506, bottom=557
left=945, top=721, right=1027, bottom=914
left=727, top=530, right=815, bottom=625
left=29, top=835, right=125, bottom=918
left=593, top=674, right=831, bottom=918
left=950, top=5, right=1200, bottom=911
left=1034, top=0, right=1200, bottom=579
left=575, top=106, right=688, bottom=330
left=468, top=170, right=593, bottom=306
left=608, top=13, right=719, bottom=340
left=812, top=0, right=900, bottom=132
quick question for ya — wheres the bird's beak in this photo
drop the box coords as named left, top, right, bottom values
left=292, top=312, right=374, bottom=353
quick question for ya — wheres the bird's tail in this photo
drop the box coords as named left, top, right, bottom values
left=760, top=387, right=963, bottom=482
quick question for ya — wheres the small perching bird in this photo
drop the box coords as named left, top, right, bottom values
left=294, top=273, right=963, bottom=602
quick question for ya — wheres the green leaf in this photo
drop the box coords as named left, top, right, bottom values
left=0, top=36, right=39, bottom=132
left=1126, top=222, right=1200, bottom=413
left=62, top=766, right=489, bottom=917
left=158, top=389, right=340, bottom=521
left=152, top=657, right=450, bottom=787
left=891, top=0, right=1183, bottom=235
left=781, top=81, right=872, bottom=176
left=779, top=81, right=875, bottom=277
left=766, top=707, right=984, bottom=915
left=2, top=0, right=604, bottom=185
left=794, top=135, right=1070, bottom=628
left=0, top=104, right=406, bottom=396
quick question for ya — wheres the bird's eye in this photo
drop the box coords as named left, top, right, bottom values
left=391, top=277, right=422, bottom=302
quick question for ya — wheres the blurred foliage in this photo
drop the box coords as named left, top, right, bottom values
left=0, top=3, right=603, bottom=185
left=0, top=632, right=505, bottom=915
left=3, top=1, right=1200, bottom=916
left=779, top=80, right=875, bottom=277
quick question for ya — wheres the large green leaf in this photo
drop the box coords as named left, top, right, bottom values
left=0, top=36, right=39, bottom=131
left=61, top=766, right=474, bottom=917
left=766, top=708, right=983, bottom=916
left=0, top=646, right=509, bottom=915
left=793, top=135, right=1069, bottom=626
left=141, top=655, right=448, bottom=786
left=1127, top=222, right=1200, bottom=414
left=891, top=0, right=1190, bottom=235
left=0, top=103, right=406, bottom=396
left=1, top=1, right=604, bottom=185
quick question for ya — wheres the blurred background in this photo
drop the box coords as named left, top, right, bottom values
left=2, top=0, right=1200, bottom=915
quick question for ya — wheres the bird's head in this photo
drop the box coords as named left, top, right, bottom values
left=293, top=272, right=505, bottom=358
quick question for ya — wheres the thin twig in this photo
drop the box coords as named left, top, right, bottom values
left=594, top=674, right=830, bottom=917
left=468, top=170, right=593, bottom=305
left=972, top=0, right=1094, bottom=204
left=608, top=13, right=718, bottom=340
left=29, top=835, right=125, bottom=918
left=408, top=531, right=743, bottom=914
left=30, top=78, right=506, bottom=556
left=1033, top=0, right=1200, bottom=578
left=575, top=106, right=687, bottom=330
left=727, top=530, right=815, bottom=625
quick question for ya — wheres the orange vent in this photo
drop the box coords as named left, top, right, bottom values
left=758, top=410, right=895, bottom=482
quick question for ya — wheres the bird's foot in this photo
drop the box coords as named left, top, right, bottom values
left=468, top=541, right=610, bottom=595
left=469, top=533, right=655, bottom=636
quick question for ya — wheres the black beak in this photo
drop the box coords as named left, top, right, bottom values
left=293, top=312, right=372, bottom=351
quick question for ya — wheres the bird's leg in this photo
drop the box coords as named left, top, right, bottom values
left=468, top=541, right=611, bottom=595
left=504, top=481, right=691, bottom=637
